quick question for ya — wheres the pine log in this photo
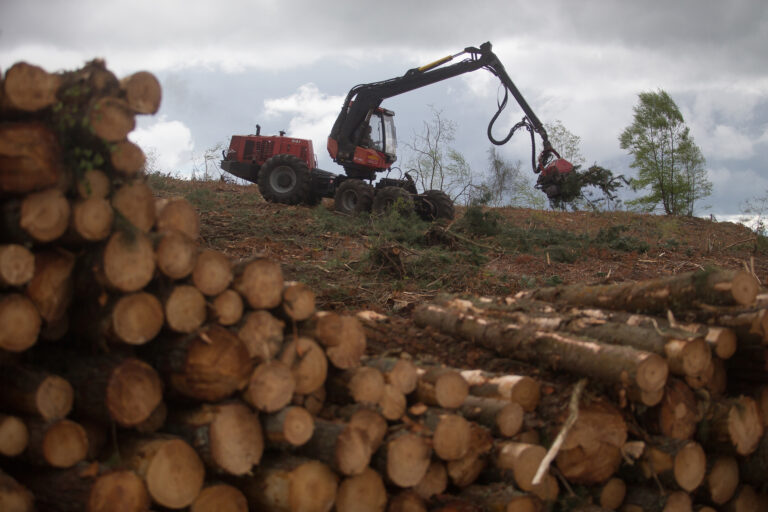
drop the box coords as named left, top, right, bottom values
left=263, top=405, right=315, bottom=446
left=0, top=122, right=64, bottom=194
left=155, top=196, right=200, bottom=240
left=387, top=490, right=427, bottom=512
left=190, top=484, right=247, bottom=512
left=414, top=303, right=669, bottom=398
left=460, top=369, right=540, bottom=412
left=242, top=360, right=295, bottom=412
left=365, top=356, right=419, bottom=394
left=281, top=281, right=316, bottom=321
left=459, top=395, right=525, bottom=438
left=327, top=366, right=385, bottom=406
left=706, top=455, right=739, bottom=505
left=163, top=284, right=207, bottom=333
left=702, top=395, right=764, bottom=456
left=211, top=289, right=243, bottom=326
left=238, top=455, right=338, bottom=512
left=413, top=460, right=448, bottom=500
left=1, top=62, right=61, bottom=111
left=108, top=291, right=165, bottom=345
left=120, top=435, right=205, bottom=509
left=279, top=335, right=328, bottom=395
left=301, top=311, right=366, bottom=369
left=415, top=366, right=469, bottom=410
left=0, top=469, right=34, bottom=512
left=419, top=409, right=472, bottom=461
left=8, top=188, right=70, bottom=242
left=691, top=307, right=768, bottom=345
left=120, top=71, right=162, bottom=115
left=24, top=417, right=89, bottom=468
left=110, top=140, right=146, bottom=176
left=0, top=364, right=73, bottom=420
left=343, top=406, right=388, bottom=452
left=112, top=180, right=156, bottom=232
left=495, top=441, right=547, bottom=492
left=25, top=247, right=75, bottom=324
left=88, top=97, right=135, bottom=142
left=0, top=414, right=28, bottom=457
left=237, top=309, right=285, bottom=360
left=445, top=421, right=494, bottom=489
left=296, top=418, right=372, bottom=476
left=101, top=230, right=156, bottom=293
left=164, top=402, right=263, bottom=475
left=516, top=267, right=760, bottom=310
left=71, top=196, right=114, bottom=241
left=0, top=293, right=40, bottom=352
left=0, top=244, right=34, bottom=287
left=192, top=249, right=232, bottom=296
left=641, top=439, right=707, bottom=492
left=232, top=257, right=284, bottom=309
left=375, top=431, right=432, bottom=487
left=378, top=383, right=407, bottom=421
left=658, top=378, right=700, bottom=440
left=705, top=326, right=738, bottom=359
left=76, top=168, right=110, bottom=199
left=150, top=325, right=253, bottom=402
left=335, top=467, right=388, bottom=512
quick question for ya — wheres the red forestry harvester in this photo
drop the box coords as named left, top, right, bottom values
left=220, top=42, right=573, bottom=220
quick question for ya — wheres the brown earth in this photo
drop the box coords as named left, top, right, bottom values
left=149, top=175, right=768, bottom=371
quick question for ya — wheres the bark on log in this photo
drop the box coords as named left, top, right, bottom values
left=460, top=369, right=540, bottom=412
left=281, top=281, right=316, bottom=322
left=302, top=311, right=367, bottom=369
left=24, top=417, right=89, bottom=468
left=237, top=455, right=338, bottom=512
left=339, top=406, right=388, bottom=452
left=120, top=71, right=162, bottom=115
left=279, top=336, right=328, bottom=395
left=192, top=249, right=232, bottom=296
left=296, top=418, right=372, bottom=476
left=516, top=267, right=760, bottom=310
left=327, top=366, right=385, bottom=406
left=0, top=413, right=28, bottom=457
left=232, top=257, right=284, bottom=309
left=164, top=402, right=263, bottom=475
left=163, top=284, right=207, bottom=333
left=150, top=325, right=253, bottom=402
left=375, top=431, right=432, bottom=488
left=242, top=360, right=295, bottom=413
left=1, top=62, right=61, bottom=112
left=459, top=395, right=525, bottom=438
left=155, top=197, right=200, bottom=240
left=263, top=405, right=315, bottom=447
left=0, top=293, right=40, bottom=352
left=237, top=310, right=284, bottom=360
left=495, top=441, right=547, bottom=492
left=445, top=421, right=494, bottom=489
left=0, top=244, right=34, bottom=287
left=419, top=409, right=472, bottom=461
left=110, top=140, right=146, bottom=176
left=112, top=181, right=156, bottom=232
left=0, top=364, right=73, bottom=420
left=0, top=469, right=34, bottom=512
left=71, top=197, right=113, bottom=241
left=211, top=289, right=243, bottom=326
left=641, top=439, right=707, bottom=492
left=101, top=230, right=156, bottom=293
left=190, top=484, right=248, bottom=512
left=0, top=122, right=64, bottom=194
left=88, top=97, right=135, bottom=142
left=335, top=467, right=388, bottom=512
left=415, top=366, right=469, bottom=410
left=120, top=435, right=205, bottom=509
left=365, top=356, right=419, bottom=395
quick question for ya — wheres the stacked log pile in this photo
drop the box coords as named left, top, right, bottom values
left=2, top=58, right=768, bottom=512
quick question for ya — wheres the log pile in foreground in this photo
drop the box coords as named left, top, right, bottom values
left=3, top=58, right=768, bottom=512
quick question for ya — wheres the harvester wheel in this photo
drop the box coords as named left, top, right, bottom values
left=258, top=154, right=311, bottom=205
left=372, top=186, right=414, bottom=215
left=334, top=179, right=374, bottom=215
left=419, top=190, right=455, bottom=221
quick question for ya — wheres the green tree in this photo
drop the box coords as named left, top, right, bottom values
left=545, top=120, right=586, bottom=167
left=478, top=146, right=546, bottom=208
left=619, top=90, right=711, bottom=215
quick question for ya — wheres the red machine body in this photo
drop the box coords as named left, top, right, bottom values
left=222, top=132, right=316, bottom=183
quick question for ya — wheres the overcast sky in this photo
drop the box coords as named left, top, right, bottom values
left=2, top=0, right=767, bottom=219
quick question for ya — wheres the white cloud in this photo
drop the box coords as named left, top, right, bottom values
left=129, top=117, right=194, bottom=173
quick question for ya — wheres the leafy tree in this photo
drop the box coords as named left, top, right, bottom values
left=545, top=164, right=627, bottom=211
left=544, top=120, right=586, bottom=167
left=478, top=146, right=546, bottom=208
left=404, top=107, right=475, bottom=204
left=619, top=90, right=711, bottom=216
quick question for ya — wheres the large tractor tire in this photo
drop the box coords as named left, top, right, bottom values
left=372, top=186, right=414, bottom=215
left=257, top=154, right=311, bottom=205
left=334, top=179, right=374, bottom=215
left=418, top=190, right=455, bottom=221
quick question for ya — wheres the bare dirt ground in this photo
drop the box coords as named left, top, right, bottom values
left=149, top=175, right=768, bottom=371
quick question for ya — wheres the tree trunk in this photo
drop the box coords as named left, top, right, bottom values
left=364, top=356, right=419, bottom=395
left=374, top=431, right=432, bottom=488
left=301, top=311, right=366, bottom=369
left=192, top=249, right=232, bottom=296
left=237, top=310, right=284, bottom=361
left=1, top=62, right=61, bottom=112
left=445, top=422, right=494, bottom=489
left=0, top=364, right=73, bottom=420
left=263, top=405, right=315, bottom=447
left=242, top=359, right=295, bottom=413
left=24, top=417, right=89, bottom=468
left=211, top=289, right=243, bottom=326
left=459, top=370, right=540, bottom=412
left=190, top=484, right=248, bottom=512
left=164, top=402, right=263, bottom=476
left=279, top=336, right=328, bottom=395
left=0, top=413, right=28, bottom=457
left=657, top=378, right=700, bottom=441
left=419, top=409, right=472, bottom=461
left=459, top=395, right=525, bottom=438
left=120, top=71, right=162, bottom=115
left=0, top=293, right=40, bottom=352
left=296, top=418, right=372, bottom=476
left=335, top=467, right=388, bottom=512
left=232, top=257, right=284, bottom=309
left=120, top=435, right=205, bottom=509
left=641, top=439, right=707, bottom=492
left=109, top=140, right=146, bottom=177
left=702, top=396, right=764, bottom=456
left=495, top=441, right=547, bottom=492
left=415, top=366, right=469, bottom=410
left=0, top=244, right=34, bottom=287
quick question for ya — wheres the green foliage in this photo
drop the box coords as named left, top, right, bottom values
left=545, top=165, right=628, bottom=211
left=455, top=205, right=502, bottom=237
left=620, top=90, right=712, bottom=216
left=593, top=225, right=650, bottom=253
left=544, top=120, right=586, bottom=167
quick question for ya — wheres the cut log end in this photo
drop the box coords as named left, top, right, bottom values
left=707, top=456, right=739, bottom=505
left=106, top=359, right=163, bottom=427
left=88, top=97, right=135, bottom=142
left=155, top=229, right=198, bottom=280
left=432, top=413, right=472, bottom=461
left=0, top=244, right=35, bottom=287
left=164, top=285, right=206, bottom=334
left=36, top=374, right=74, bottom=422
left=599, top=477, right=626, bottom=510
left=279, top=336, right=328, bottom=395
left=110, top=140, right=146, bottom=176
left=0, top=294, right=41, bottom=352
left=2, top=62, right=61, bottom=111
left=386, top=433, right=432, bottom=488
left=234, top=258, right=283, bottom=310
left=335, top=467, right=388, bottom=512
left=209, top=403, right=264, bottom=475
left=42, top=419, right=89, bottom=468
left=0, top=414, right=28, bottom=457
left=191, top=484, right=247, bottom=512
left=192, top=249, right=232, bottom=296
left=635, top=353, right=669, bottom=393
left=121, top=71, right=162, bottom=115
left=244, top=360, right=295, bottom=413
left=143, top=438, right=205, bottom=509
left=730, top=270, right=760, bottom=306
left=727, top=396, right=764, bottom=455
left=72, top=197, right=113, bottom=241
left=20, top=189, right=70, bottom=242
left=103, top=231, right=155, bottom=293
left=289, top=460, right=338, bottom=512
left=156, top=197, right=200, bottom=240
left=673, top=441, right=706, bottom=492
left=212, top=289, right=243, bottom=326
left=112, top=181, right=155, bottom=233
left=282, top=281, right=316, bottom=321
left=111, top=292, right=164, bottom=345
left=88, top=470, right=150, bottom=512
